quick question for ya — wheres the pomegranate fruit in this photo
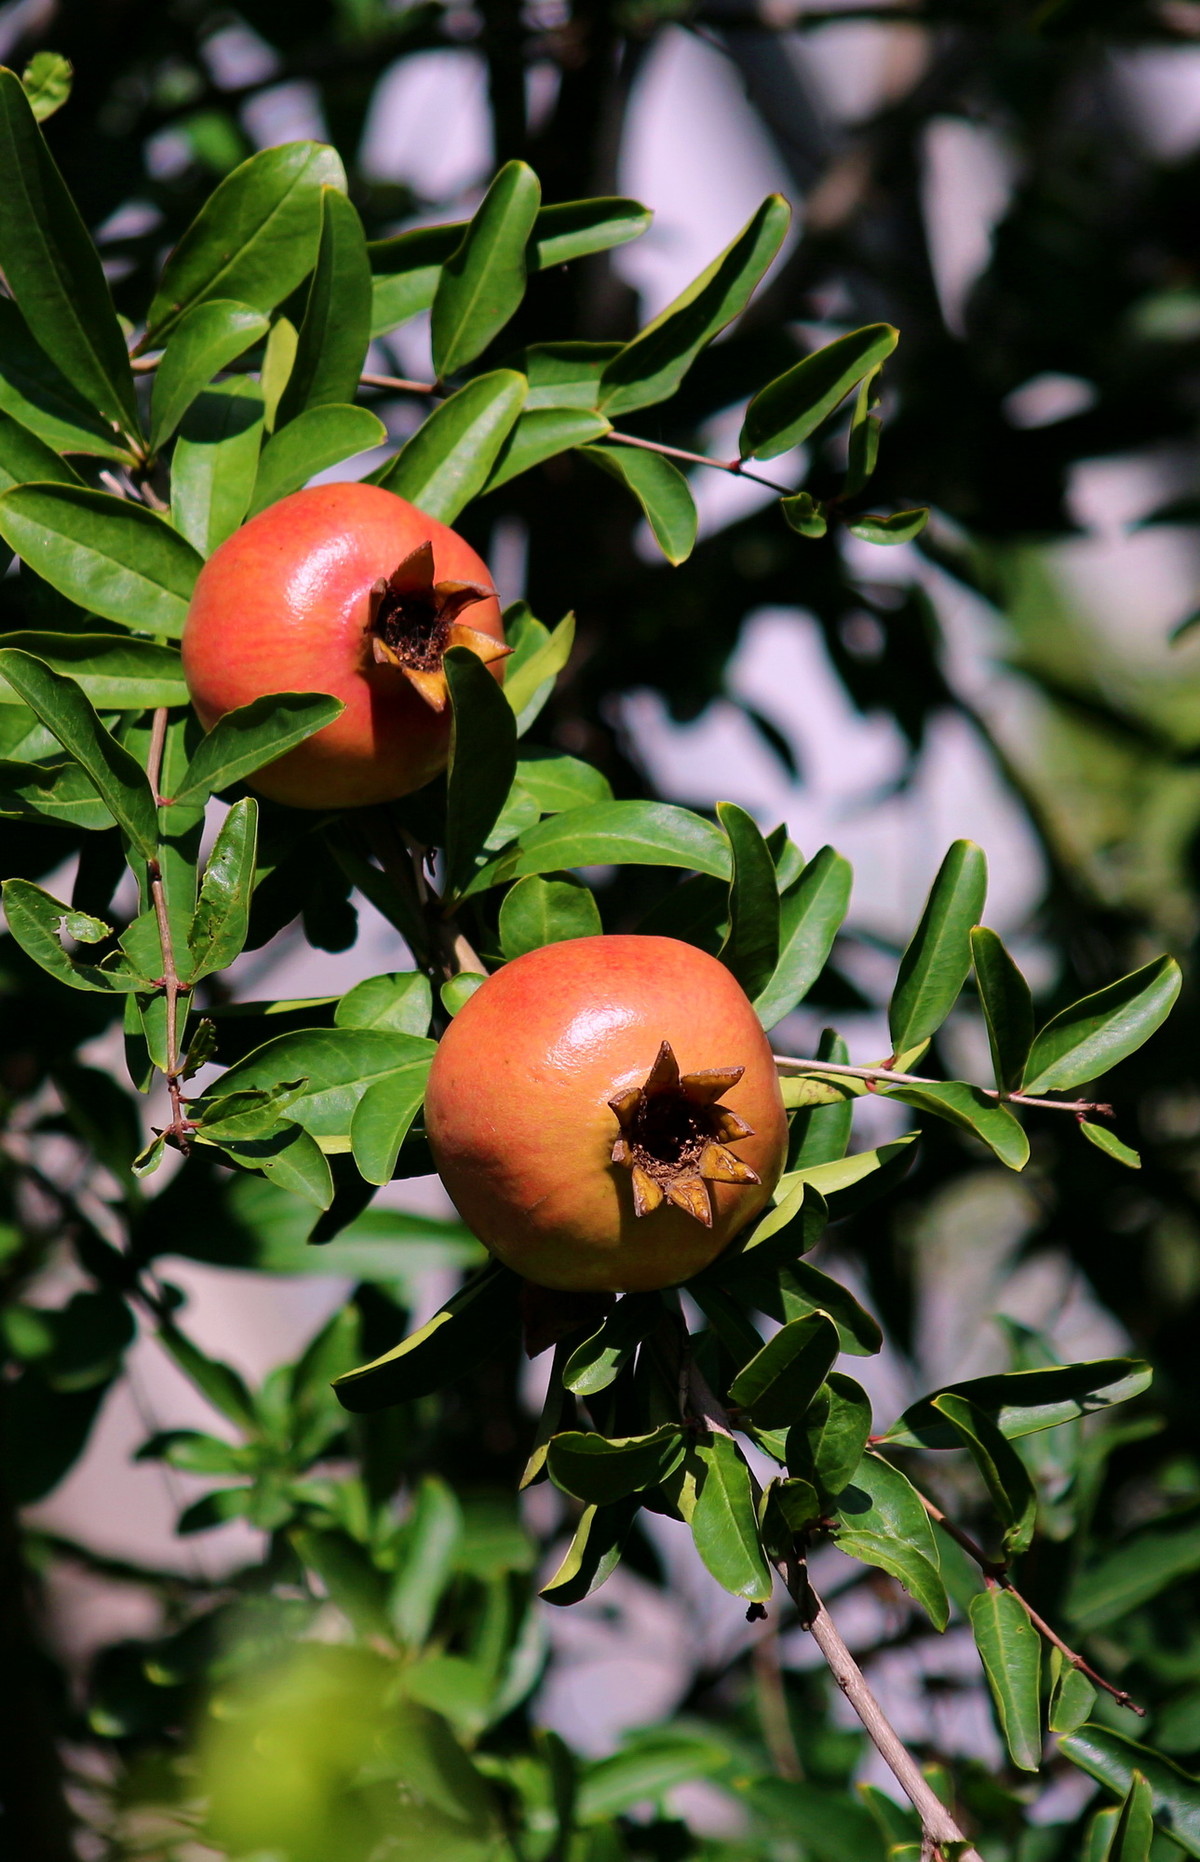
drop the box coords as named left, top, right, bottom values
left=181, top=483, right=508, bottom=809
left=425, top=936, right=788, bottom=1292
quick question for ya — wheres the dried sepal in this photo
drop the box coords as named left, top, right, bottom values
left=609, top=1038, right=759, bottom=1228
left=366, top=541, right=507, bottom=712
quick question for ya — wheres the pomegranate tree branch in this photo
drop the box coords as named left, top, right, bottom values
left=603, top=429, right=796, bottom=496
left=145, top=708, right=191, bottom=1151
left=359, top=370, right=440, bottom=396
left=773, top=1053, right=1113, bottom=1118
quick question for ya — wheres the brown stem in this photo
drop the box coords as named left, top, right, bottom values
left=604, top=429, right=796, bottom=496
left=773, top=1054, right=1113, bottom=1118
left=359, top=371, right=440, bottom=396
left=145, top=708, right=190, bottom=1152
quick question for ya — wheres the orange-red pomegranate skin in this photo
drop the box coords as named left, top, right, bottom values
left=181, top=483, right=505, bottom=809
left=425, top=936, right=789, bottom=1292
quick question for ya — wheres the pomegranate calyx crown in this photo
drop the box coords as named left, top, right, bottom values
left=608, top=1039, right=760, bottom=1228
left=367, top=540, right=509, bottom=711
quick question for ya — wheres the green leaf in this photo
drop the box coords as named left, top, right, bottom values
left=540, top=1498, right=637, bottom=1606
left=334, top=1262, right=522, bottom=1410
left=578, top=442, right=697, bottom=564
left=562, top=1294, right=662, bottom=1397
left=483, top=407, right=610, bottom=492
left=1059, top=1726, right=1200, bottom=1858
left=599, top=197, right=791, bottom=415
left=149, top=300, right=269, bottom=450
left=968, top=1589, right=1043, bottom=1770
left=0, top=67, right=137, bottom=434
left=21, top=51, right=72, bottom=122
left=847, top=509, right=929, bottom=545
left=690, top=1433, right=773, bottom=1602
left=728, top=1311, right=839, bottom=1430
left=776, top=1133, right=918, bottom=1206
left=547, top=1425, right=686, bottom=1505
left=335, top=972, right=432, bottom=1036
left=1066, top=1510, right=1200, bottom=1632
left=786, top=1373, right=872, bottom=1501
left=1107, top=1772, right=1156, bottom=1861
left=0, top=408, right=81, bottom=490
left=0, top=298, right=130, bottom=459
left=532, top=197, right=653, bottom=268
left=739, top=324, right=898, bottom=461
left=883, top=1080, right=1030, bottom=1171
left=782, top=1029, right=855, bottom=1168
left=440, top=972, right=486, bottom=1018
left=249, top=403, right=386, bottom=515
left=888, top=840, right=988, bottom=1058
left=716, top=801, right=780, bottom=998
left=187, top=798, right=258, bottom=981
left=576, top=1729, right=729, bottom=1825
left=843, top=371, right=882, bottom=499
left=198, top=1026, right=434, bottom=1150
left=442, top=646, right=519, bottom=901
left=498, top=875, right=601, bottom=959
left=276, top=187, right=372, bottom=424
left=145, top=142, right=347, bottom=344
left=0, top=635, right=185, bottom=709
left=512, top=746, right=612, bottom=814
left=836, top=1455, right=949, bottom=1629
left=1080, top=1120, right=1142, bottom=1167
left=174, top=691, right=343, bottom=805
left=754, top=846, right=852, bottom=1030
left=780, top=490, right=827, bottom=538
left=0, top=878, right=143, bottom=992
left=0, top=484, right=202, bottom=638
left=1048, top=1653, right=1097, bottom=1735
left=375, top=370, right=526, bottom=524
left=222, top=1123, right=334, bottom=1209
left=350, top=1066, right=429, bottom=1186
left=260, top=316, right=297, bottom=431
left=156, top=1321, right=256, bottom=1430
left=517, top=340, right=622, bottom=411
left=1022, top=956, right=1182, bottom=1093
left=170, top=379, right=265, bottom=556
left=932, top=1392, right=1037, bottom=1556
left=0, top=758, right=114, bottom=832
left=432, top=161, right=541, bottom=378
left=881, top=1358, right=1153, bottom=1450
left=464, top=800, right=731, bottom=899
left=971, top=925, right=1033, bottom=1093
left=0, top=650, right=157, bottom=855
left=500, top=610, right=574, bottom=725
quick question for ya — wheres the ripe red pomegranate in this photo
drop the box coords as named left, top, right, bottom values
left=425, top=936, right=788, bottom=1292
left=181, top=483, right=507, bottom=809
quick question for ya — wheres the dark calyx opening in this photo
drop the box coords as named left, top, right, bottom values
left=608, top=1040, right=761, bottom=1225
left=632, top=1091, right=713, bottom=1181
left=373, top=579, right=449, bottom=671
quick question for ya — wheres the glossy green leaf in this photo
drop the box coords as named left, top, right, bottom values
left=519, top=341, right=622, bottom=410
left=498, top=875, right=602, bottom=959
left=198, top=1026, right=435, bottom=1150
left=439, top=972, right=486, bottom=1018
left=501, top=610, right=575, bottom=726
left=375, top=369, right=526, bottom=524
left=0, top=878, right=144, bottom=992
left=170, top=379, right=265, bottom=555
left=0, top=650, right=157, bottom=855
left=843, top=371, right=882, bottom=499
left=149, top=300, right=269, bottom=450
left=0, top=635, right=185, bottom=709
left=739, top=323, right=897, bottom=460
left=729, top=1311, right=839, bottom=1430
left=715, top=801, right=779, bottom=998
left=784, top=1029, right=855, bottom=1168
left=156, top=1320, right=257, bottom=1429
left=464, top=800, right=731, bottom=899
left=277, top=187, right=372, bottom=424
left=835, top=1454, right=948, bottom=1628
left=335, top=972, right=432, bottom=1036
left=780, top=491, right=827, bottom=538
left=754, top=844, right=850, bottom=1029
left=260, top=316, right=297, bottom=430
left=1048, top=1652, right=1097, bottom=1734
left=432, top=161, right=541, bottom=378
left=1059, top=1726, right=1200, bottom=1858
left=531, top=197, right=653, bottom=268
left=881, top=1358, right=1153, bottom=1449
left=173, top=691, right=344, bottom=805
left=579, top=442, right=697, bottom=563
left=0, top=756, right=114, bottom=832
left=0, top=67, right=137, bottom=434
left=249, top=403, right=385, bottom=514
left=540, top=1497, right=637, bottom=1606
left=547, top=1425, right=686, bottom=1505
left=334, top=1261, right=522, bottom=1410
left=21, top=51, right=72, bottom=121
left=0, top=298, right=129, bottom=459
left=0, top=408, right=81, bottom=490
left=599, top=196, right=790, bottom=415
left=786, top=1373, right=872, bottom=1501
left=888, top=840, right=987, bottom=1057
left=187, top=798, right=258, bottom=981
left=1022, top=956, right=1181, bottom=1093
left=145, top=142, right=346, bottom=344
left=932, top=1392, right=1037, bottom=1556
left=690, top=1433, right=773, bottom=1602
left=971, top=925, right=1034, bottom=1093
left=776, top=1133, right=918, bottom=1205
left=562, top=1294, right=662, bottom=1398
left=512, top=746, right=611, bottom=813
left=969, top=1589, right=1043, bottom=1770
left=883, top=1080, right=1029, bottom=1171
left=1066, top=1509, right=1200, bottom=1631
left=576, top=1729, right=729, bottom=1825
left=1079, top=1120, right=1142, bottom=1168
left=350, top=1065, right=429, bottom=1186
left=847, top=508, right=929, bottom=545
left=443, top=646, right=519, bottom=901
left=484, top=407, right=610, bottom=491
left=1085, top=1810, right=1121, bottom=1862
left=1107, top=1771, right=1156, bottom=1861
left=0, top=483, right=202, bottom=637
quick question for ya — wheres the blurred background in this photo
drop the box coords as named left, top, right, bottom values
left=6, top=0, right=1200, bottom=1856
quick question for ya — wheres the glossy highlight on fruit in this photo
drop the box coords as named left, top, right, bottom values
left=425, top=935, right=788, bottom=1292
left=181, top=483, right=507, bottom=809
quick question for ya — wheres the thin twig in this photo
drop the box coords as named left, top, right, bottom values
left=359, top=370, right=440, bottom=396
left=773, top=1054, right=1113, bottom=1118
left=145, top=708, right=191, bottom=1152
left=604, top=429, right=796, bottom=496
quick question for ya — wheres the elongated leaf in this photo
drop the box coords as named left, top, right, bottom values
left=0, top=484, right=202, bottom=638
left=334, top=1262, right=521, bottom=1410
left=519, top=340, right=622, bottom=410
left=882, top=1358, right=1153, bottom=1449
left=1066, top=1510, right=1200, bottom=1631
left=170, top=379, right=264, bottom=555
left=0, top=67, right=137, bottom=434
left=776, top=1133, right=918, bottom=1206
left=484, top=407, right=610, bottom=492
left=1022, top=956, right=1182, bottom=1093
left=576, top=1729, right=729, bottom=1825
left=198, top=1027, right=434, bottom=1150
left=156, top=1321, right=256, bottom=1429
left=443, top=646, right=518, bottom=901
left=843, top=372, right=882, bottom=499
left=1059, top=1726, right=1200, bottom=1858
left=599, top=197, right=790, bottom=415
left=540, top=1497, right=637, bottom=1606
left=463, top=800, right=731, bottom=898
left=971, top=925, right=1033, bottom=1093
left=786, top=1373, right=872, bottom=1501
left=501, top=610, right=574, bottom=724
left=740, top=324, right=898, bottom=461
left=149, top=300, right=268, bottom=450
left=187, top=798, right=258, bottom=981
left=932, top=1392, right=1037, bottom=1556
left=562, top=1294, right=662, bottom=1398
left=432, top=161, right=541, bottom=378
left=512, top=747, right=611, bottom=813
left=277, top=187, right=372, bottom=424
left=847, top=508, right=929, bottom=544
left=713, top=800, right=780, bottom=999
left=145, top=142, right=346, bottom=343
left=888, top=840, right=987, bottom=1058
left=1048, top=1653, right=1097, bottom=1735
left=0, top=298, right=129, bottom=460
left=335, top=972, right=432, bottom=1036
left=0, top=408, right=81, bottom=490
left=547, top=1425, right=686, bottom=1505
left=579, top=442, right=697, bottom=564
left=884, top=1079, right=1030, bottom=1171
left=729, top=1311, right=839, bottom=1430
left=754, top=845, right=852, bottom=1030
left=173, top=691, right=344, bottom=805
left=0, top=757, right=114, bottom=831
left=835, top=1454, right=948, bottom=1628
left=531, top=197, right=652, bottom=268
left=690, top=1433, right=773, bottom=1602
left=375, top=370, right=526, bottom=524
left=1, top=878, right=144, bottom=992
left=0, top=635, right=185, bottom=709
left=1079, top=1120, right=1142, bottom=1168
left=969, top=1589, right=1043, bottom=1770
left=350, top=1066, right=428, bottom=1186
left=249, top=403, right=385, bottom=514
left=1108, top=1772, right=1156, bottom=1861
left=498, top=875, right=601, bottom=959
left=0, top=650, right=157, bottom=855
